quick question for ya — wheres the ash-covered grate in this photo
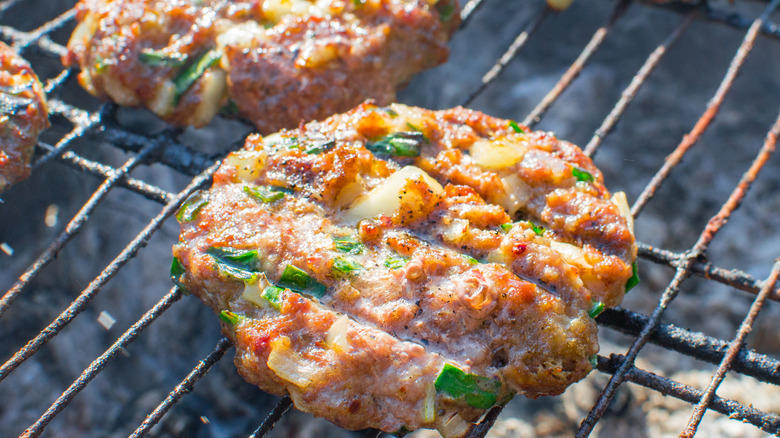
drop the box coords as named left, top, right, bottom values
left=1, top=0, right=779, bottom=437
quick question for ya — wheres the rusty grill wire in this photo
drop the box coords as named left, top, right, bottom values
left=0, top=0, right=778, bottom=437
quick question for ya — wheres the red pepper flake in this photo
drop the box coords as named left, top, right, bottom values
left=511, top=242, right=527, bottom=255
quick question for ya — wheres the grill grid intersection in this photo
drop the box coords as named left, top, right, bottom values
left=0, top=1, right=778, bottom=437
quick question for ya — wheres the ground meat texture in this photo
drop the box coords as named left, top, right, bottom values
left=64, top=0, right=459, bottom=133
left=0, top=42, right=49, bottom=193
left=173, top=103, right=636, bottom=436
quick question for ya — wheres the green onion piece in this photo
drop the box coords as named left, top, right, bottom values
left=462, top=254, right=479, bottom=265
left=170, top=256, right=185, bottom=283
left=332, top=257, right=364, bottom=276
left=173, top=49, right=221, bottom=104
left=175, top=190, right=209, bottom=222
left=572, top=167, right=595, bottom=183
left=262, top=286, right=284, bottom=310
left=434, top=363, right=501, bottom=409
left=304, top=140, right=335, bottom=155
left=206, top=247, right=261, bottom=280
left=436, top=2, right=456, bottom=21
left=528, top=221, right=545, bottom=236
left=244, top=185, right=285, bottom=203
left=138, top=49, right=188, bottom=67
left=508, top=120, right=525, bottom=133
left=589, top=355, right=598, bottom=368
left=500, top=223, right=513, bottom=232
left=278, top=264, right=327, bottom=298
left=366, top=132, right=423, bottom=157
left=384, top=108, right=398, bottom=118
left=384, top=256, right=409, bottom=269
left=625, top=261, right=640, bottom=292
left=333, top=235, right=364, bottom=254
left=589, top=301, right=605, bottom=319
left=219, top=310, right=242, bottom=325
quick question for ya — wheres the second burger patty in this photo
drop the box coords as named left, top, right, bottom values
left=173, top=102, right=637, bottom=436
left=64, top=0, right=459, bottom=133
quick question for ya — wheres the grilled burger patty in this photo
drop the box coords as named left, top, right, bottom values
left=64, top=0, right=459, bottom=133
left=0, top=42, right=49, bottom=193
left=173, top=103, right=637, bottom=436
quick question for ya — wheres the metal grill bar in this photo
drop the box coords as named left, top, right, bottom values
left=523, top=0, right=629, bottom=128
left=0, top=142, right=160, bottom=317
left=248, top=397, right=292, bottom=438
left=20, top=287, right=183, bottom=438
left=680, top=115, right=780, bottom=435
left=596, top=355, right=780, bottom=435
left=584, top=9, right=695, bottom=156
left=129, top=338, right=233, bottom=438
left=577, top=3, right=780, bottom=434
left=460, top=4, right=549, bottom=106
left=0, top=159, right=221, bottom=381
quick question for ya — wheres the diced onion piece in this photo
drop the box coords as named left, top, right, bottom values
left=611, top=191, right=634, bottom=234
left=223, top=150, right=264, bottom=182
left=546, top=0, right=574, bottom=11
left=470, top=139, right=525, bottom=169
left=325, top=315, right=350, bottom=351
left=421, top=383, right=436, bottom=423
left=550, top=241, right=593, bottom=270
left=102, top=73, right=140, bottom=106
left=497, top=174, right=531, bottom=216
left=436, top=413, right=470, bottom=438
left=216, top=21, right=267, bottom=50
left=242, top=280, right=268, bottom=309
left=333, top=175, right=366, bottom=209
left=443, top=219, right=469, bottom=244
left=267, top=336, right=320, bottom=387
left=342, top=166, right=443, bottom=224
left=192, top=69, right=228, bottom=127
left=297, top=43, right=338, bottom=68
left=148, top=80, right=176, bottom=117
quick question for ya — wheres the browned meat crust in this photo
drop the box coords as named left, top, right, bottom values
left=0, top=42, right=49, bottom=193
left=173, top=102, right=637, bottom=435
left=64, top=0, right=459, bottom=133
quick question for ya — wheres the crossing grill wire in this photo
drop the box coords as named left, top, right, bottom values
left=0, top=0, right=779, bottom=437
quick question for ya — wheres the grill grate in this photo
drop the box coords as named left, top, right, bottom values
left=1, top=0, right=779, bottom=437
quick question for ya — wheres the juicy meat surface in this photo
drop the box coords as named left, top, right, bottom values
left=64, top=0, right=459, bottom=133
left=0, top=42, right=49, bottom=193
left=173, top=102, right=637, bottom=436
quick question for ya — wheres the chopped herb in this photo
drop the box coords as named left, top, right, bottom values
left=170, top=257, right=186, bottom=285
left=588, top=301, right=605, bottom=319
left=262, top=286, right=284, bottom=310
left=508, top=120, right=525, bottom=133
left=384, top=256, right=409, bottom=269
left=278, top=265, right=327, bottom=298
left=138, top=49, right=188, bottom=67
left=219, top=310, right=242, bottom=325
left=244, top=185, right=285, bottom=203
left=304, top=140, right=336, bottom=155
left=207, top=247, right=261, bottom=280
left=434, top=363, right=501, bottom=409
left=332, top=257, right=365, bottom=276
left=572, top=167, right=594, bottom=183
left=462, top=254, right=479, bottom=265
left=175, top=190, right=209, bottom=222
left=528, top=221, right=545, bottom=236
left=436, top=2, right=456, bottom=22
left=589, top=355, right=598, bottom=368
left=173, top=49, right=221, bottom=104
left=352, top=0, right=366, bottom=6
left=333, top=235, right=364, bottom=254
left=384, top=108, right=398, bottom=117
left=625, top=261, right=640, bottom=292
left=366, top=132, right=423, bottom=157
left=500, top=223, right=513, bottom=232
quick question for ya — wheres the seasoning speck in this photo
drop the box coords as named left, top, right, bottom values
left=97, top=311, right=116, bottom=330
